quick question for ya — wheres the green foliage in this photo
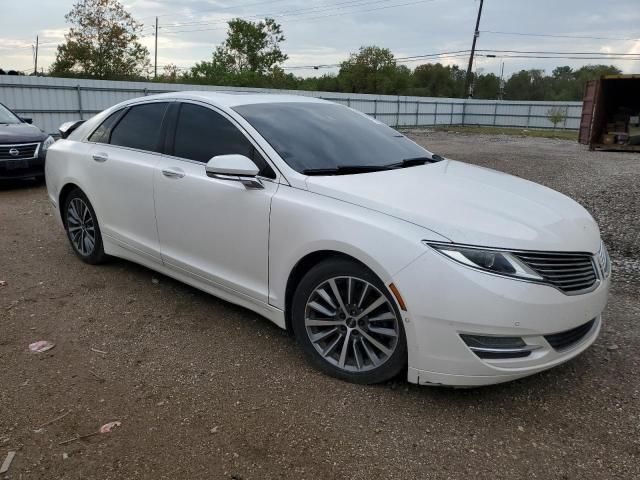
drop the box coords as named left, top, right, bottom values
left=50, top=0, right=150, bottom=79
left=184, top=17, right=288, bottom=86
left=547, top=107, right=567, bottom=129
left=336, top=46, right=410, bottom=94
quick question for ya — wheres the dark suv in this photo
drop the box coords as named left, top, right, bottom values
left=0, top=102, right=54, bottom=180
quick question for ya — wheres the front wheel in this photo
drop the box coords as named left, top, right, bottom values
left=292, top=258, right=407, bottom=384
left=63, top=188, right=107, bottom=264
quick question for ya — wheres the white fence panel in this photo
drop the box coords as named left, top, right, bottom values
left=0, top=76, right=582, bottom=135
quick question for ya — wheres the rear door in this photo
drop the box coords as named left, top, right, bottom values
left=154, top=101, right=279, bottom=302
left=87, top=101, right=170, bottom=263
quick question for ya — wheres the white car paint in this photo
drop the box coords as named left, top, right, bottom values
left=45, top=91, right=610, bottom=387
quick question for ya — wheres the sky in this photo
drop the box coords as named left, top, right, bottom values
left=1, top=0, right=639, bottom=78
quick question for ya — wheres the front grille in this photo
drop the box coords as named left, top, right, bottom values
left=544, top=319, right=596, bottom=351
left=513, top=251, right=598, bottom=293
left=0, top=143, right=39, bottom=160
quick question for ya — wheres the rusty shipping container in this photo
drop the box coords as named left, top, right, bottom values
left=579, top=74, right=640, bottom=151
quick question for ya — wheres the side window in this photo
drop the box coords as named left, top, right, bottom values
left=110, top=102, right=168, bottom=152
left=173, top=103, right=275, bottom=178
left=88, top=110, right=123, bottom=143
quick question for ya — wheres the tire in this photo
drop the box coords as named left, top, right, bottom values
left=292, top=258, right=407, bottom=384
left=62, top=188, right=107, bottom=264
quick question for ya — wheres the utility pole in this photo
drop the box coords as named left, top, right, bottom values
left=34, top=35, right=39, bottom=76
left=498, top=60, right=505, bottom=100
left=464, top=0, right=484, bottom=98
left=154, top=16, right=158, bottom=78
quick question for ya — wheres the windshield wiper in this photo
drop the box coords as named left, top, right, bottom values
left=386, top=155, right=445, bottom=169
left=302, top=165, right=392, bottom=176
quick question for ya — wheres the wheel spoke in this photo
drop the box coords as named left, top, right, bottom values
left=307, top=301, right=335, bottom=318
left=368, top=326, right=397, bottom=337
left=338, top=329, right=352, bottom=368
left=316, top=288, right=336, bottom=309
left=305, top=318, right=344, bottom=327
left=358, top=328, right=393, bottom=357
left=357, top=284, right=369, bottom=308
left=368, top=312, right=396, bottom=322
left=321, top=333, right=343, bottom=357
left=354, top=295, right=386, bottom=321
left=328, top=279, right=349, bottom=316
left=360, top=337, right=380, bottom=367
left=347, top=277, right=353, bottom=304
left=310, top=327, right=338, bottom=343
left=353, top=339, right=364, bottom=370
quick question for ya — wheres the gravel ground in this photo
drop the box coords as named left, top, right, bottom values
left=1, top=131, right=638, bottom=479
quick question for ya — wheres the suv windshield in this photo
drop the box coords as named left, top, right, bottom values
left=0, top=103, right=22, bottom=124
left=233, top=102, right=432, bottom=174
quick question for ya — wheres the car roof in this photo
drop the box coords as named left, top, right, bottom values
left=133, top=90, right=330, bottom=108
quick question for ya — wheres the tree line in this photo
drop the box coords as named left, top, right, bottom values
left=18, top=0, right=621, bottom=101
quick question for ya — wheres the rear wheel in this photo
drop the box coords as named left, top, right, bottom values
left=292, top=258, right=407, bottom=384
left=63, top=188, right=106, bottom=264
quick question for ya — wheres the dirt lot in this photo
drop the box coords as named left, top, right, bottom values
left=1, top=131, right=639, bottom=479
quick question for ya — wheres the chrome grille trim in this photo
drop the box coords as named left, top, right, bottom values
left=513, top=251, right=598, bottom=294
left=0, top=142, right=40, bottom=160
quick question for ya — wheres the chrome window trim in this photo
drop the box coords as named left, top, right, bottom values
left=424, top=241, right=602, bottom=296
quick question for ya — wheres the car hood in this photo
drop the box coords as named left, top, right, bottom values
left=305, top=159, right=601, bottom=253
left=0, top=123, right=46, bottom=143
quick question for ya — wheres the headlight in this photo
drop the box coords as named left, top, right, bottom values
left=42, top=136, right=55, bottom=152
left=424, top=242, right=543, bottom=281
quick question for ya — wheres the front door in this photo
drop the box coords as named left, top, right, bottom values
left=154, top=102, right=279, bottom=303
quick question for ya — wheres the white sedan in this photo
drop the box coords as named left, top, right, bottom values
left=45, top=92, right=610, bottom=387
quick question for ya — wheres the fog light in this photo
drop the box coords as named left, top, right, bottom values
left=460, top=334, right=540, bottom=359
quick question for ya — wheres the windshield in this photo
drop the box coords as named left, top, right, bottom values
left=0, top=104, right=22, bottom=124
left=233, top=102, right=431, bottom=174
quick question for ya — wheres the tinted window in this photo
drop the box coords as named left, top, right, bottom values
left=110, top=102, right=168, bottom=152
left=173, top=103, right=274, bottom=178
left=233, top=103, right=430, bottom=173
left=88, top=110, right=123, bottom=143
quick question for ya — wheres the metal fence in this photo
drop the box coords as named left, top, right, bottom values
left=0, top=76, right=582, bottom=135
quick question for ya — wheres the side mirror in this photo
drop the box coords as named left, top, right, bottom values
left=21, top=117, right=32, bottom=124
left=58, top=120, right=85, bottom=139
left=205, top=154, right=263, bottom=189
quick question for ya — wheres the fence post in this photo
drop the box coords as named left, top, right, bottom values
left=462, top=101, right=467, bottom=126
left=450, top=103, right=454, bottom=125
left=76, top=85, right=84, bottom=120
left=347, top=97, right=351, bottom=107
left=396, top=96, right=400, bottom=127
left=143, top=88, right=148, bottom=96
left=526, top=104, right=532, bottom=128
left=563, top=105, right=569, bottom=130
left=415, top=102, right=420, bottom=127
left=373, top=99, right=378, bottom=120
left=434, top=102, right=438, bottom=127
left=492, top=102, right=498, bottom=126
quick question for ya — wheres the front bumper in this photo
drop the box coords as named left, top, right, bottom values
left=393, top=249, right=610, bottom=387
left=0, top=156, right=45, bottom=179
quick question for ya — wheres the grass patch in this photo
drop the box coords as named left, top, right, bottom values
left=425, top=125, right=578, bottom=141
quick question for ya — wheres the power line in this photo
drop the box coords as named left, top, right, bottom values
left=480, top=30, right=640, bottom=42
left=478, top=49, right=640, bottom=56
left=138, top=0, right=292, bottom=23
left=158, top=0, right=438, bottom=35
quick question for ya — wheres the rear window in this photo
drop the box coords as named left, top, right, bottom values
left=110, top=103, right=168, bottom=152
left=233, top=102, right=429, bottom=173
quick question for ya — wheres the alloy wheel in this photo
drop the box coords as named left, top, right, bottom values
left=67, top=197, right=96, bottom=256
left=304, top=276, right=400, bottom=373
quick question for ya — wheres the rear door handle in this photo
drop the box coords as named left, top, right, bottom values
left=92, top=152, right=108, bottom=162
left=162, top=168, right=185, bottom=179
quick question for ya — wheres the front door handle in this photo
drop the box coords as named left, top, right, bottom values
left=92, top=152, right=108, bottom=162
left=162, top=168, right=185, bottom=179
